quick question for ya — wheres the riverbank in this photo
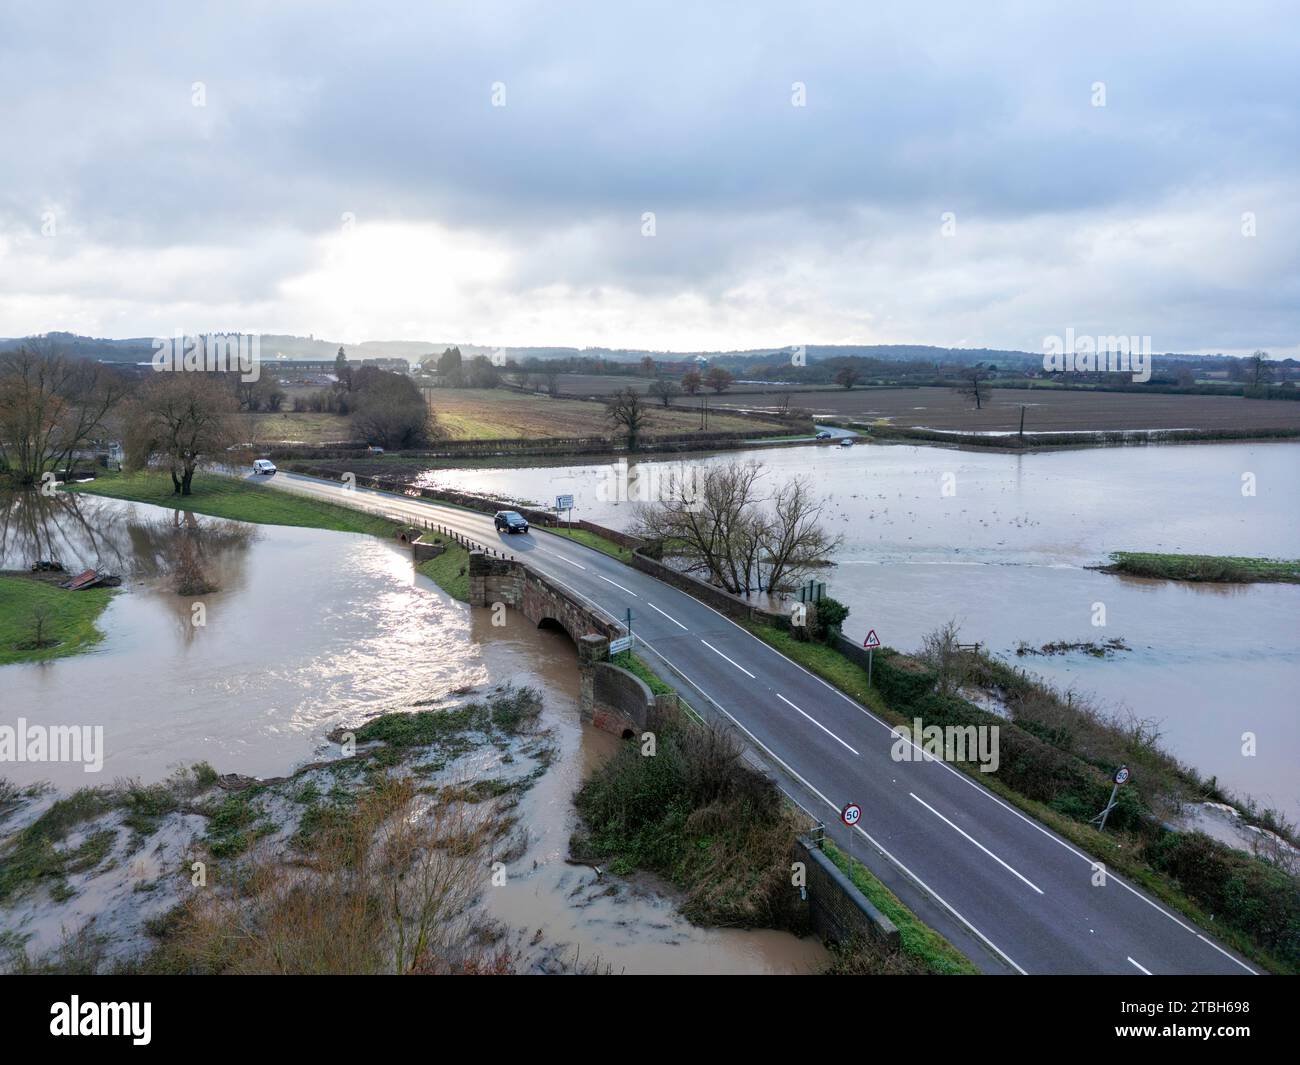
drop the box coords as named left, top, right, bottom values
left=834, top=422, right=1300, bottom=453
left=67, top=471, right=403, bottom=537
left=1, top=687, right=558, bottom=972
left=1102, top=551, right=1300, bottom=584
left=0, top=575, right=116, bottom=665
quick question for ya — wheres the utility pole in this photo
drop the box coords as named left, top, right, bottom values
left=1018, top=404, right=1026, bottom=440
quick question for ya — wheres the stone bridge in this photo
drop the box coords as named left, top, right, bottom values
left=468, top=551, right=670, bottom=736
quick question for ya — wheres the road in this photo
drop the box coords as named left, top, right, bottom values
left=252, top=467, right=1256, bottom=976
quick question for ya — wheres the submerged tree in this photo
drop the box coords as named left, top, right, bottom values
left=633, top=460, right=840, bottom=596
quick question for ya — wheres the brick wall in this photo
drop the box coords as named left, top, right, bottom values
left=589, top=662, right=654, bottom=735
left=792, top=835, right=900, bottom=949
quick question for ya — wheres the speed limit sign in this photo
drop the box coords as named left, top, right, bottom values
left=841, top=803, right=862, bottom=827
left=1114, top=765, right=1130, bottom=785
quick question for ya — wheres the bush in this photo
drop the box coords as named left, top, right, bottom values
left=572, top=706, right=805, bottom=929
left=815, top=597, right=849, bottom=641
left=872, top=651, right=937, bottom=707
left=1144, top=832, right=1300, bottom=967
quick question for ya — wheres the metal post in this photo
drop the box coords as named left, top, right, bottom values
left=1095, top=782, right=1120, bottom=832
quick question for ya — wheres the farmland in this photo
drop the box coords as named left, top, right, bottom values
left=242, top=387, right=778, bottom=446
left=709, top=385, right=1300, bottom=434
left=421, top=387, right=771, bottom=439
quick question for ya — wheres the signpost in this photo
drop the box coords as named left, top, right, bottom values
left=555, top=494, right=574, bottom=530
left=841, top=803, right=862, bottom=827
left=610, top=607, right=635, bottom=662
left=863, top=628, right=881, bottom=685
left=1091, top=764, right=1131, bottom=831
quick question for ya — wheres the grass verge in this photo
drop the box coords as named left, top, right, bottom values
left=416, top=539, right=472, bottom=602
left=0, top=576, right=116, bottom=665
left=537, top=525, right=634, bottom=563
left=822, top=841, right=978, bottom=975
left=68, top=471, right=401, bottom=537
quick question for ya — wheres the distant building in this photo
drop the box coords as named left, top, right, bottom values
left=358, top=357, right=409, bottom=373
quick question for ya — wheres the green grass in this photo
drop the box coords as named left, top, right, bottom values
left=743, top=623, right=889, bottom=713
left=538, top=525, right=634, bottom=563
left=416, top=539, right=472, bottom=601
left=68, top=471, right=401, bottom=537
left=822, top=841, right=977, bottom=975
left=1107, top=551, right=1300, bottom=584
left=619, top=653, right=676, bottom=696
left=0, top=576, right=116, bottom=665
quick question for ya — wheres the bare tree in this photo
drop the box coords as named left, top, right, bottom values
left=1247, top=350, right=1272, bottom=387
left=126, top=373, right=239, bottom=495
left=680, top=369, right=703, bottom=395
left=648, top=377, right=680, bottom=407
left=544, top=368, right=561, bottom=397
left=920, top=620, right=970, bottom=696
left=604, top=387, right=648, bottom=451
left=633, top=461, right=840, bottom=595
left=954, top=366, right=990, bottom=410
left=0, top=340, right=128, bottom=485
left=834, top=366, right=861, bottom=390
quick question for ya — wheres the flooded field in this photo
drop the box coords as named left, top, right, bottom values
left=420, top=440, right=1300, bottom=820
left=0, top=492, right=823, bottom=973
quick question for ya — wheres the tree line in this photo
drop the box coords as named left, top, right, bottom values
left=0, top=339, right=433, bottom=495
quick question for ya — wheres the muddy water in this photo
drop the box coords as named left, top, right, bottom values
left=420, top=441, right=1300, bottom=820
left=0, top=492, right=824, bottom=973
left=480, top=619, right=826, bottom=974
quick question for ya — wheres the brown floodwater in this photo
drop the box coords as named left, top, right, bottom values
left=0, top=492, right=825, bottom=974
left=419, top=440, right=1300, bottom=820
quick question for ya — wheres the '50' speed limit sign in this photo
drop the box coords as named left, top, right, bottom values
left=841, top=803, right=862, bottom=827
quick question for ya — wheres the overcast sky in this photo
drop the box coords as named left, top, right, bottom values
left=1, top=1, right=1296, bottom=354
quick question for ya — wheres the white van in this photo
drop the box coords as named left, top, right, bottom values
left=252, top=459, right=277, bottom=475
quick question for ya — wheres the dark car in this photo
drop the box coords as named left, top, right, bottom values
left=494, top=510, right=529, bottom=534
left=815, top=430, right=833, bottom=440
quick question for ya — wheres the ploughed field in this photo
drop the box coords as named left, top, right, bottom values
left=421, top=387, right=771, bottom=439
left=710, top=386, right=1300, bottom=433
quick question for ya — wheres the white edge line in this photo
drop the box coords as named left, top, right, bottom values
left=1127, top=956, right=1152, bottom=975
left=776, top=693, right=860, bottom=756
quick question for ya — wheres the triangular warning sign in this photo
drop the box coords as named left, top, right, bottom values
left=863, top=629, right=881, bottom=649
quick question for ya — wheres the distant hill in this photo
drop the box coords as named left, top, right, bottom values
left=0, top=332, right=1257, bottom=368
